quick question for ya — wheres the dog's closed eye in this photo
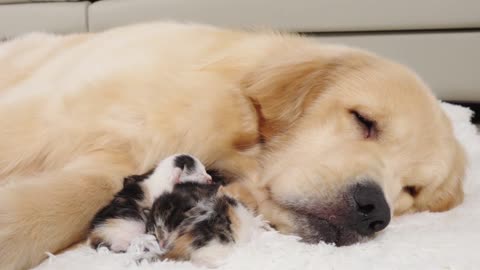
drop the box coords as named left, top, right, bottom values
left=403, top=185, right=421, bottom=197
left=351, top=110, right=378, bottom=139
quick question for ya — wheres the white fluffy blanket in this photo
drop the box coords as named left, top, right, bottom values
left=35, top=103, right=480, bottom=270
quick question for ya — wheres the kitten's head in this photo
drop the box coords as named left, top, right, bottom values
left=170, top=154, right=212, bottom=184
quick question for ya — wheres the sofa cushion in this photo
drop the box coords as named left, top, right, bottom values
left=313, top=32, right=480, bottom=101
left=0, top=0, right=82, bottom=3
left=89, top=0, right=480, bottom=32
left=0, top=2, right=88, bottom=38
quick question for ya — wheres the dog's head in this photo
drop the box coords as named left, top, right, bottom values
left=238, top=42, right=465, bottom=245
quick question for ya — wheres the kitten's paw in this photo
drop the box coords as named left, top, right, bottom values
left=110, top=240, right=130, bottom=253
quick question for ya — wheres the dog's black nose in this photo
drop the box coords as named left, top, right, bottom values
left=351, top=182, right=391, bottom=235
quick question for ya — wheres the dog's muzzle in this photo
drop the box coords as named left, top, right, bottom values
left=292, top=181, right=391, bottom=246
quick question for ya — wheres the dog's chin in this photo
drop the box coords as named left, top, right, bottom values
left=293, top=212, right=367, bottom=246
left=268, top=196, right=369, bottom=246
left=270, top=184, right=380, bottom=246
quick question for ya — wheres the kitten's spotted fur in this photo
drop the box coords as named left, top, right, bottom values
left=88, top=154, right=211, bottom=252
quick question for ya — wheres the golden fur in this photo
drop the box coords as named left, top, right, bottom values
left=0, top=22, right=465, bottom=269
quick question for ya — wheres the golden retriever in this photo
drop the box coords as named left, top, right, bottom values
left=0, top=22, right=465, bottom=270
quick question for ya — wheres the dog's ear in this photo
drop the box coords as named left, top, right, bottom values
left=241, top=58, right=331, bottom=141
left=418, top=140, right=466, bottom=212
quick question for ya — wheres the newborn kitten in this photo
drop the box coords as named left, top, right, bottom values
left=144, top=183, right=260, bottom=267
left=88, top=154, right=212, bottom=252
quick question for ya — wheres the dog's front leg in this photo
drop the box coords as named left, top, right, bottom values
left=0, top=152, right=136, bottom=270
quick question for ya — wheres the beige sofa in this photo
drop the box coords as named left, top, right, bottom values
left=1, top=0, right=479, bottom=104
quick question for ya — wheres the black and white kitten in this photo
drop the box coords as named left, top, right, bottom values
left=88, top=154, right=212, bottom=252
left=144, top=182, right=260, bottom=267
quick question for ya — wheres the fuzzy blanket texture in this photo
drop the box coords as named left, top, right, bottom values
left=35, top=103, right=480, bottom=270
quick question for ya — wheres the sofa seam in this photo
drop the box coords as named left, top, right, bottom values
left=85, top=1, right=90, bottom=32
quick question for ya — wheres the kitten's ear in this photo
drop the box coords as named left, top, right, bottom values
left=169, top=167, right=183, bottom=183
left=123, top=176, right=136, bottom=186
left=216, top=185, right=227, bottom=196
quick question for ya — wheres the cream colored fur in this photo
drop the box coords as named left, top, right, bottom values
left=0, top=23, right=465, bottom=270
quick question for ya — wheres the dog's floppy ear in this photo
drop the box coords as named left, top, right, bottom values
left=241, top=58, right=331, bottom=141
left=419, top=140, right=466, bottom=212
